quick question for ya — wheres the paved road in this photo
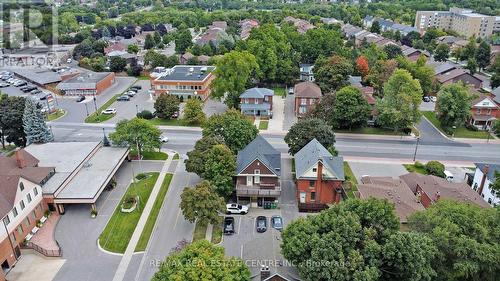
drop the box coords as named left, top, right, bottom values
left=416, top=116, right=453, bottom=145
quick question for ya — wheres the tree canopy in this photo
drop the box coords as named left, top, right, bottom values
left=23, top=98, right=53, bottom=145
left=0, top=94, right=26, bottom=147
left=109, top=118, right=161, bottom=155
left=330, top=86, right=371, bottom=130
left=284, top=118, right=336, bottom=155
left=154, top=94, right=180, bottom=120
left=180, top=180, right=225, bottom=225
left=436, top=82, right=472, bottom=129
left=314, top=55, right=353, bottom=94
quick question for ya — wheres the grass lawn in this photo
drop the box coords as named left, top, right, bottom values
left=85, top=94, right=119, bottom=123
left=130, top=150, right=168, bottom=160
left=343, top=162, right=358, bottom=199
left=135, top=173, right=173, bottom=251
left=259, top=120, right=269, bottom=130
left=403, top=163, right=428, bottom=175
left=0, top=144, right=16, bottom=153
left=99, top=172, right=159, bottom=253
left=211, top=225, right=222, bottom=244
left=272, top=87, right=286, bottom=97
left=336, top=127, right=407, bottom=136
left=146, top=118, right=198, bottom=127
left=193, top=222, right=208, bottom=241
left=173, top=153, right=180, bottom=160
left=421, top=111, right=491, bottom=139
left=138, top=75, right=150, bottom=80
left=47, top=109, right=66, bottom=121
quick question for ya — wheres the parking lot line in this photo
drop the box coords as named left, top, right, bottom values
left=240, top=244, right=244, bottom=259
left=237, top=217, right=242, bottom=234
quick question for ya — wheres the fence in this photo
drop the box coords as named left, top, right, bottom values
left=23, top=241, right=62, bottom=257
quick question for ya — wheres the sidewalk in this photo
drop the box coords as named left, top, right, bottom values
left=111, top=151, right=174, bottom=281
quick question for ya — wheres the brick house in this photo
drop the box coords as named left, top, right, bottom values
left=294, top=139, right=344, bottom=212
left=151, top=65, right=215, bottom=100
left=235, top=135, right=281, bottom=207
left=469, top=94, right=499, bottom=130
left=435, top=68, right=483, bottom=89
left=294, top=81, right=322, bottom=117
left=56, top=72, right=116, bottom=96
left=239, top=88, right=274, bottom=117
left=1, top=151, right=54, bottom=280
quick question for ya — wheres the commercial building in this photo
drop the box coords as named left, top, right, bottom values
left=294, top=139, right=344, bottom=212
left=415, top=8, right=498, bottom=38
left=13, top=68, right=62, bottom=87
left=235, top=135, right=281, bottom=207
left=470, top=163, right=500, bottom=206
left=150, top=65, right=215, bottom=100
left=56, top=72, right=115, bottom=96
left=239, top=88, right=274, bottom=117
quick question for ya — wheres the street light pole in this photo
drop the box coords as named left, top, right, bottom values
left=84, top=103, right=89, bottom=116
left=413, top=137, right=420, bottom=162
left=93, top=93, right=98, bottom=114
left=135, top=104, right=139, bottom=115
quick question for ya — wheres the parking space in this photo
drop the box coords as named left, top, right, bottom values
left=419, top=100, right=435, bottom=112
left=348, top=161, right=408, bottom=182
left=444, top=166, right=473, bottom=183
left=104, top=79, right=155, bottom=123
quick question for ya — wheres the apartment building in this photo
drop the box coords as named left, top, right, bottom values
left=415, top=8, right=497, bottom=38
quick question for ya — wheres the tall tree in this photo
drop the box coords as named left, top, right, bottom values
left=127, top=44, right=139, bottom=54
left=490, top=55, right=500, bottom=88
left=370, top=21, right=381, bottom=34
left=152, top=240, right=250, bottom=281
left=183, top=98, right=206, bottom=125
left=154, top=94, right=180, bottom=120
left=284, top=118, right=336, bottom=155
left=436, top=82, right=472, bottom=129
left=466, top=58, right=478, bottom=75
left=144, top=34, right=155, bottom=50
left=202, top=144, right=236, bottom=197
left=376, top=69, right=423, bottom=131
left=476, top=40, right=491, bottom=71
left=461, top=38, right=477, bottom=61
left=185, top=135, right=225, bottom=176
left=175, top=29, right=193, bottom=53
left=331, top=86, right=370, bottom=130
left=300, top=27, right=346, bottom=63
left=23, top=98, right=53, bottom=145
left=109, top=118, right=161, bottom=155
left=314, top=55, right=353, bottom=93
left=408, top=200, right=500, bottom=281
left=180, top=180, right=225, bottom=225
left=383, top=44, right=403, bottom=59
left=0, top=95, right=26, bottom=147
left=434, top=43, right=450, bottom=62
left=202, top=109, right=258, bottom=153
left=109, top=56, right=127, bottom=73
left=366, top=59, right=398, bottom=96
left=211, top=51, right=258, bottom=109
left=356, top=55, right=370, bottom=78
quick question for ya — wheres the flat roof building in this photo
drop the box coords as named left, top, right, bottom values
left=56, top=72, right=115, bottom=96
left=151, top=65, right=215, bottom=100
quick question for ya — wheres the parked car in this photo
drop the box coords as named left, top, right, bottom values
left=130, top=85, right=142, bottom=90
left=125, top=91, right=136, bottom=97
left=101, top=108, right=116, bottom=115
left=226, top=203, right=249, bottom=215
left=76, top=95, right=85, bottom=102
left=223, top=217, right=235, bottom=235
left=0, top=82, right=9, bottom=87
left=30, top=89, right=42, bottom=95
left=430, top=96, right=437, bottom=102
left=15, top=81, right=27, bottom=87
left=21, top=86, right=37, bottom=92
left=271, top=215, right=283, bottom=231
left=171, top=111, right=179, bottom=119
left=256, top=216, right=267, bottom=233
left=39, top=93, right=51, bottom=100
left=127, top=88, right=138, bottom=93
left=117, top=95, right=130, bottom=101
left=67, top=58, right=72, bottom=63
left=288, top=88, right=294, bottom=95
left=423, top=96, right=430, bottom=102
left=160, top=135, right=169, bottom=143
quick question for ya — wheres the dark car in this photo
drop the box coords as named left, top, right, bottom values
left=39, top=93, right=49, bottom=100
left=21, top=86, right=37, bottom=92
left=423, top=96, right=430, bottom=102
left=256, top=216, right=267, bottom=233
left=76, top=95, right=85, bottom=102
left=30, top=89, right=42, bottom=95
left=16, top=81, right=27, bottom=87
left=117, top=95, right=130, bottom=101
left=127, top=88, right=138, bottom=93
left=130, top=85, right=142, bottom=90
left=223, top=217, right=235, bottom=235
left=271, top=215, right=283, bottom=231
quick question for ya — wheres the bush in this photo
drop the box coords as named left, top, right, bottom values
left=425, top=161, right=445, bottom=178
left=136, top=173, right=147, bottom=180
left=414, top=161, right=424, bottom=169
left=137, top=110, right=154, bottom=120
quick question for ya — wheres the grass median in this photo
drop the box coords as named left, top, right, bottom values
left=130, top=150, right=168, bottom=160
left=422, top=111, right=491, bottom=139
left=47, top=109, right=66, bottom=121
left=135, top=173, right=173, bottom=252
left=99, top=172, right=159, bottom=253
left=343, top=162, right=358, bottom=199
left=85, top=94, right=119, bottom=123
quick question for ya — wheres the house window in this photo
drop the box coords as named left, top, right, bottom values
left=488, top=198, right=492, bottom=204
left=27, top=193, right=32, bottom=203
left=32, top=211, right=36, bottom=220
left=245, top=98, right=249, bottom=104
left=24, top=217, right=30, bottom=227
left=476, top=108, right=481, bottom=114
left=20, top=200, right=25, bottom=210
left=13, top=207, right=18, bottom=217
left=312, top=168, right=317, bottom=172
left=487, top=109, right=492, bottom=115
left=20, top=182, right=24, bottom=191
left=310, top=192, right=316, bottom=201
left=3, top=216, right=10, bottom=225
left=254, top=99, right=258, bottom=104
left=301, top=98, right=307, bottom=105
left=473, top=183, right=478, bottom=191
left=264, top=96, right=269, bottom=102
left=17, top=225, right=23, bottom=235
left=33, top=187, right=38, bottom=196
left=299, top=106, right=307, bottom=114
left=309, top=180, right=315, bottom=187
left=254, top=169, right=260, bottom=175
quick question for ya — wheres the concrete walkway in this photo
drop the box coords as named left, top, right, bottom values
left=111, top=152, right=174, bottom=281
left=268, top=95, right=285, bottom=132
left=205, top=224, right=213, bottom=241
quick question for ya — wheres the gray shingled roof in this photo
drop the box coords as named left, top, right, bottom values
left=294, top=138, right=344, bottom=180
left=236, top=135, right=281, bottom=176
left=240, top=87, right=274, bottom=99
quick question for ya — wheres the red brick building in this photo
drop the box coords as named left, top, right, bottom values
left=56, top=72, right=116, bottom=96
left=294, top=139, right=344, bottom=212
left=294, top=81, right=322, bottom=117
left=469, top=94, right=499, bottom=130
left=151, top=65, right=215, bottom=100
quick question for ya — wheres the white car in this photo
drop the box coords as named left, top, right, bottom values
left=226, top=203, right=249, bottom=215
left=430, top=96, right=437, bottom=102
left=67, top=58, right=72, bottom=63
left=101, top=108, right=117, bottom=115
left=160, top=135, right=169, bottom=143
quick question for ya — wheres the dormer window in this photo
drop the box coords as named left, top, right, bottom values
left=20, top=182, right=24, bottom=191
left=254, top=169, right=260, bottom=174
left=312, top=168, right=317, bottom=172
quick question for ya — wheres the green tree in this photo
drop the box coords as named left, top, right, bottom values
left=144, top=34, right=155, bottom=50
left=383, top=44, right=403, bottom=59
left=109, top=56, right=127, bottom=73
left=461, top=38, right=477, bottom=60
left=22, top=98, right=53, bottom=145
left=284, top=118, right=336, bottom=155
left=424, top=160, right=445, bottom=177
left=175, top=29, right=193, bottom=53
left=180, top=180, right=225, bottom=225
left=490, top=55, right=500, bottom=88
left=366, top=59, right=398, bottom=96
left=154, top=94, right=180, bottom=120
left=202, top=109, right=258, bottom=153
left=475, top=40, right=491, bottom=71
left=202, top=144, right=236, bottom=197
left=370, top=21, right=381, bottom=33
left=331, top=86, right=370, bottom=130
left=152, top=240, right=250, bottom=281
left=185, top=135, right=225, bottom=176
left=376, top=69, right=422, bottom=131
left=300, top=27, right=346, bottom=63
left=436, top=82, right=472, bottom=129
left=109, top=118, right=161, bottom=155
left=491, top=171, right=500, bottom=198
left=127, top=44, right=139, bottom=54
left=314, top=55, right=353, bottom=93
left=434, top=43, right=450, bottom=62
left=153, top=31, right=162, bottom=46
left=183, top=98, right=206, bottom=125
left=211, top=51, right=258, bottom=108
left=0, top=95, right=26, bottom=147
left=408, top=200, right=500, bottom=281
left=466, top=58, right=478, bottom=75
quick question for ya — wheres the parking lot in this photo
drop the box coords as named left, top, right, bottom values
left=103, top=79, right=155, bottom=123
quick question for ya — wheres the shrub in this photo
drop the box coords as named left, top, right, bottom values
left=136, top=173, right=147, bottom=180
left=414, top=161, right=424, bottom=169
left=425, top=161, right=445, bottom=178
left=137, top=110, right=154, bottom=120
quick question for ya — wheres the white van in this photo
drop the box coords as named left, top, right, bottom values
left=444, top=170, right=454, bottom=182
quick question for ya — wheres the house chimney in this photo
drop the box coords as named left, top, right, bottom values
left=416, top=191, right=421, bottom=203
left=434, top=191, right=441, bottom=202
left=477, top=165, right=489, bottom=195
left=15, top=150, right=26, bottom=168
left=316, top=160, right=323, bottom=203
left=260, top=265, right=270, bottom=280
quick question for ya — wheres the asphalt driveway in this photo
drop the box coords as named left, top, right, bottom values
left=348, top=161, right=408, bottom=182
